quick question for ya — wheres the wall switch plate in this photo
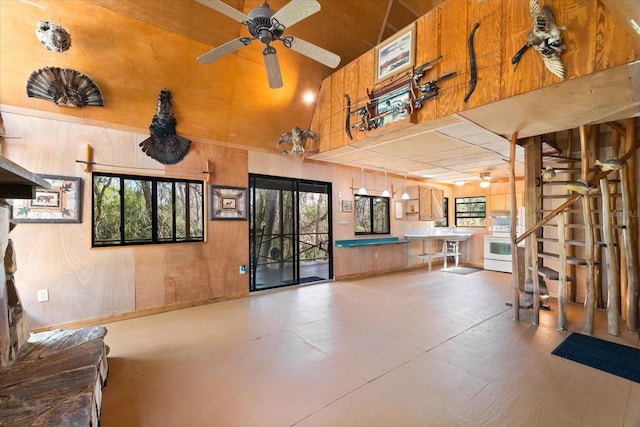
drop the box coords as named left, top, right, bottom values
left=37, top=289, right=49, bottom=302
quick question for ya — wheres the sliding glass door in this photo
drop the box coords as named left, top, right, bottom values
left=249, top=174, right=332, bottom=291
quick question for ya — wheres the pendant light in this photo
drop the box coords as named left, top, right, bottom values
left=358, top=167, right=367, bottom=195
left=401, top=174, right=410, bottom=200
left=479, top=172, right=491, bottom=188
left=381, top=169, right=390, bottom=197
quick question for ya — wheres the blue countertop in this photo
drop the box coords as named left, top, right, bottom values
left=335, top=237, right=410, bottom=247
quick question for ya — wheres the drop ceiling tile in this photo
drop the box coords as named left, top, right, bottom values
left=412, top=146, right=485, bottom=163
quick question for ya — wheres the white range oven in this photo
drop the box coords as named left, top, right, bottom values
left=483, top=217, right=524, bottom=273
left=484, top=234, right=514, bottom=273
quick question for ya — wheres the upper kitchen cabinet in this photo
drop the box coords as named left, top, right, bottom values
left=419, top=186, right=444, bottom=221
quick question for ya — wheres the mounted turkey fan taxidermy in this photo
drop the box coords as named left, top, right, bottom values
left=196, top=0, right=341, bottom=88
left=139, top=90, right=191, bottom=165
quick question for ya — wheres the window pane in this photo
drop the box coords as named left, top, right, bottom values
left=92, top=172, right=204, bottom=247
left=188, top=182, right=204, bottom=239
left=435, top=197, right=449, bottom=227
left=175, top=182, right=186, bottom=240
left=372, top=197, right=389, bottom=233
left=124, top=179, right=152, bottom=243
left=354, top=196, right=371, bottom=233
left=93, top=175, right=121, bottom=245
left=455, top=196, right=486, bottom=227
left=157, top=181, right=174, bottom=241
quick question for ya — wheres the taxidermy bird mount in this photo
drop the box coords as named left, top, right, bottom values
left=26, top=67, right=104, bottom=107
left=196, top=0, right=340, bottom=88
left=139, top=90, right=191, bottom=165
left=36, top=21, right=71, bottom=53
left=277, top=126, right=317, bottom=155
left=511, top=0, right=566, bottom=79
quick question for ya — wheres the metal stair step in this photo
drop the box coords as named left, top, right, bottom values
left=538, top=251, right=598, bottom=265
left=535, top=266, right=576, bottom=282
left=542, top=223, right=626, bottom=229
left=537, top=237, right=609, bottom=247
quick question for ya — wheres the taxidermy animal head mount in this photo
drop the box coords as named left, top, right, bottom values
left=139, top=89, right=191, bottom=165
left=276, top=126, right=318, bottom=156
left=26, top=67, right=104, bottom=107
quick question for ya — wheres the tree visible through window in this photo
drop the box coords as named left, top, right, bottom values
left=435, top=197, right=449, bottom=227
left=455, top=196, right=486, bottom=227
left=354, top=195, right=390, bottom=235
left=92, top=172, right=204, bottom=247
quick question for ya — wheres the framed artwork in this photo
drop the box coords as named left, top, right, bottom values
left=395, top=201, right=403, bottom=219
left=374, top=87, right=412, bottom=127
left=210, top=185, right=247, bottom=220
left=341, top=200, right=353, bottom=212
left=374, top=23, right=416, bottom=84
left=11, top=175, right=82, bottom=223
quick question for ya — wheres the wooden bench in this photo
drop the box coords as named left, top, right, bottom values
left=0, top=326, right=109, bottom=426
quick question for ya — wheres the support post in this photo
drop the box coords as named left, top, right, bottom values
left=557, top=210, right=567, bottom=331
left=509, top=132, right=520, bottom=320
left=600, top=176, right=620, bottom=336
left=623, top=118, right=639, bottom=332
left=580, top=125, right=595, bottom=335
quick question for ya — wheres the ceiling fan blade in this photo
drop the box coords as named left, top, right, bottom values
left=287, top=37, right=341, bottom=68
left=263, top=47, right=283, bottom=89
left=272, top=0, right=320, bottom=28
left=197, top=37, right=248, bottom=64
left=195, top=0, right=249, bottom=23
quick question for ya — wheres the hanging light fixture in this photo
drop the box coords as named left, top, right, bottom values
left=479, top=172, right=491, bottom=188
left=401, top=174, right=410, bottom=200
left=381, top=169, right=390, bottom=197
left=358, top=167, right=367, bottom=195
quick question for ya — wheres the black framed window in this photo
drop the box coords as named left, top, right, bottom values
left=455, top=196, right=486, bottom=227
left=354, top=195, right=390, bottom=235
left=92, top=172, right=204, bottom=247
left=435, top=197, right=449, bottom=227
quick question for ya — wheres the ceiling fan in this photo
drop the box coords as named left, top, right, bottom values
left=196, top=0, right=341, bottom=88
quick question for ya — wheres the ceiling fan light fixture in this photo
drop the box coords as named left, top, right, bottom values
left=479, top=172, right=491, bottom=188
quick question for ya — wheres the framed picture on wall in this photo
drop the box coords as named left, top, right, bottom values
left=210, top=185, right=247, bottom=220
left=11, top=175, right=82, bottom=223
left=374, top=23, right=416, bottom=84
left=395, top=201, right=403, bottom=219
left=341, top=200, right=353, bottom=212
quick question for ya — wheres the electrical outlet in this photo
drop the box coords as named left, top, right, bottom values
left=374, top=252, right=378, bottom=259
left=37, top=289, right=49, bottom=302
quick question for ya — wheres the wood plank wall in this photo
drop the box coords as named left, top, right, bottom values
left=312, top=0, right=640, bottom=153
left=2, top=111, right=248, bottom=329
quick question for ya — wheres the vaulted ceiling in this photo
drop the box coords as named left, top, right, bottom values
left=1, top=0, right=639, bottom=184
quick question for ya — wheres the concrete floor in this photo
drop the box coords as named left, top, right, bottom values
left=100, top=268, right=640, bottom=427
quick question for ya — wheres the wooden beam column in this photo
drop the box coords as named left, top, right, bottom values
left=600, top=176, right=620, bottom=336
left=510, top=132, right=520, bottom=320
left=580, top=125, right=596, bottom=335
left=557, top=210, right=567, bottom=331
left=622, top=118, right=639, bottom=332
left=525, top=137, right=541, bottom=324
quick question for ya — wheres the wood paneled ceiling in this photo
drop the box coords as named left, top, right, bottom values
left=1, top=0, right=639, bottom=184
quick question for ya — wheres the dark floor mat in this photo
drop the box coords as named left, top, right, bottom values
left=551, top=332, right=640, bottom=383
